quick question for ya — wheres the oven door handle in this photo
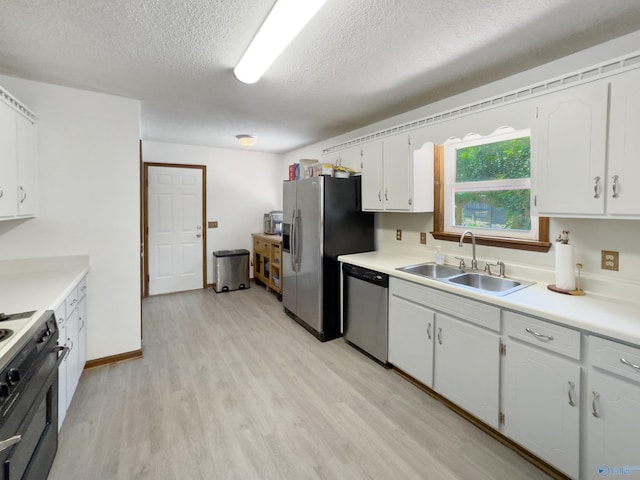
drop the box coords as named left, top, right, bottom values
left=55, top=345, right=70, bottom=364
left=0, top=435, right=21, bottom=453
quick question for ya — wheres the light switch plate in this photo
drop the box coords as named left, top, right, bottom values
left=396, top=229, right=402, bottom=241
left=420, top=232, right=427, bottom=244
left=601, top=250, right=619, bottom=271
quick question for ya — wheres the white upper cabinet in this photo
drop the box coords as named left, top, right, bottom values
left=361, top=129, right=434, bottom=212
left=0, top=89, right=37, bottom=221
left=0, top=101, right=18, bottom=218
left=532, top=80, right=609, bottom=216
left=17, top=114, right=37, bottom=217
left=607, top=68, right=640, bottom=216
left=533, top=68, right=640, bottom=218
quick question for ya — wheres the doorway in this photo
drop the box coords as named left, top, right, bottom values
left=143, top=163, right=207, bottom=296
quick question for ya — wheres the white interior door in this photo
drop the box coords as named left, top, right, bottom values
left=148, top=165, right=204, bottom=295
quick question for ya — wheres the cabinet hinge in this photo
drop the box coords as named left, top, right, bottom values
left=499, top=341, right=507, bottom=356
left=534, top=195, right=537, bottom=207
left=535, top=106, right=539, bottom=119
left=499, top=412, right=505, bottom=425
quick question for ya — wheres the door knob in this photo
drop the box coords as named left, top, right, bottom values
left=196, top=233, right=202, bottom=238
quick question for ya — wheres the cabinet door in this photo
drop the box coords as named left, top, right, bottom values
left=434, top=313, right=500, bottom=428
left=504, top=341, right=580, bottom=478
left=587, top=370, right=640, bottom=479
left=533, top=81, right=608, bottom=216
left=16, top=115, right=37, bottom=217
left=382, top=133, right=411, bottom=211
left=607, top=69, right=640, bottom=216
left=361, top=140, right=384, bottom=211
left=58, top=322, right=68, bottom=431
left=65, top=306, right=80, bottom=406
left=0, top=101, right=17, bottom=218
left=77, top=295, right=87, bottom=371
left=388, top=294, right=435, bottom=387
left=338, top=146, right=362, bottom=173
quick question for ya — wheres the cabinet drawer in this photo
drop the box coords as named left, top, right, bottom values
left=54, top=302, right=66, bottom=326
left=504, top=311, right=580, bottom=360
left=77, top=276, right=87, bottom=299
left=65, top=286, right=79, bottom=313
left=390, top=277, right=500, bottom=332
left=253, top=238, right=269, bottom=253
left=589, top=336, right=640, bottom=383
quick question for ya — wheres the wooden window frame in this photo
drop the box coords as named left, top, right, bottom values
left=431, top=145, right=551, bottom=253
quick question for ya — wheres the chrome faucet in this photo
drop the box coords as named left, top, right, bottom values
left=459, top=230, right=478, bottom=270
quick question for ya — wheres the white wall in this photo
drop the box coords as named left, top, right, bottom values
left=142, top=141, right=284, bottom=282
left=0, top=76, right=141, bottom=361
left=283, top=30, right=640, bottom=295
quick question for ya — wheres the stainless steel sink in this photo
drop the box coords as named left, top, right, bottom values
left=396, top=262, right=463, bottom=279
left=445, top=273, right=533, bottom=295
left=396, top=262, right=534, bottom=296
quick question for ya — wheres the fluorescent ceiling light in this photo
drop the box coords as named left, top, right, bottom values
left=234, top=0, right=327, bottom=84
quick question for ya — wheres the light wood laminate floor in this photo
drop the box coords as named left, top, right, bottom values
left=49, top=285, right=550, bottom=480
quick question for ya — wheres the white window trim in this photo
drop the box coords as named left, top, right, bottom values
left=443, top=127, right=537, bottom=240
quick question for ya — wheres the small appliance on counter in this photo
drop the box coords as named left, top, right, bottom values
left=263, top=211, right=283, bottom=235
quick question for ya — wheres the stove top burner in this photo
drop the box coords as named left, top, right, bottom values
left=0, top=311, right=36, bottom=322
left=0, top=329, right=14, bottom=342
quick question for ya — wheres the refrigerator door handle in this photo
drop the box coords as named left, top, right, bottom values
left=293, top=209, right=301, bottom=271
left=290, top=210, right=297, bottom=272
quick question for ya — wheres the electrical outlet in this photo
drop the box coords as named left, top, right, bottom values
left=601, top=250, right=619, bottom=271
left=396, top=229, right=402, bottom=241
left=208, top=221, right=218, bottom=228
left=420, top=232, right=427, bottom=245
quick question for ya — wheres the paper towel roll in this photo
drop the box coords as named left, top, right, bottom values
left=555, top=243, right=576, bottom=291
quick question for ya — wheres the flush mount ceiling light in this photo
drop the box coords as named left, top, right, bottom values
left=236, top=134, right=257, bottom=147
left=233, top=0, right=328, bottom=84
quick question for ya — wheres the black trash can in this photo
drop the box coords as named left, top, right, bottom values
left=212, top=249, right=250, bottom=293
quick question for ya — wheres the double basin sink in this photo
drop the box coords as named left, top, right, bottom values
left=396, top=262, right=534, bottom=296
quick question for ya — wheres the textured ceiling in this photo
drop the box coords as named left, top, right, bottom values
left=1, top=0, right=640, bottom=153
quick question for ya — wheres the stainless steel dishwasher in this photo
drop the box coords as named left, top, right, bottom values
left=342, top=263, right=389, bottom=363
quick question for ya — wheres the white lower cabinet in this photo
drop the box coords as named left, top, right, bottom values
left=388, top=290, right=435, bottom=388
left=434, top=312, right=500, bottom=428
left=502, top=311, right=581, bottom=479
left=55, top=275, right=88, bottom=430
left=389, top=278, right=500, bottom=428
left=586, top=336, right=640, bottom=480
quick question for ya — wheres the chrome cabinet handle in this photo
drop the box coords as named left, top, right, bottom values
left=525, top=327, right=554, bottom=342
left=592, top=391, right=600, bottom=417
left=437, top=327, right=442, bottom=345
left=612, top=175, right=620, bottom=198
left=19, top=186, right=27, bottom=203
left=0, top=188, right=3, bottom=199
left=568, top=381, right=576, bottom=407
left=67, top=338, right=74, bottom=351
left=427, top=323, right=432, bottom=340
left=0, top=435, right=21, bottom=453
left=620, top=357, right=640, bottom=372
left=378, top=190, right=381, bottom=202
left=593, top=176, right=601, bottom=198
left=384, top=189, right=388, bottom=201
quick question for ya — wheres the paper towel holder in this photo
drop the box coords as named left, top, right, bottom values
left=547, top=263, right=585, bottom=296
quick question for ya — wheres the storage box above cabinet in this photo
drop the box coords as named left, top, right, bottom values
left=361, top=130, right=434, bottom=213
left=0, top=86, right=37, bottom=221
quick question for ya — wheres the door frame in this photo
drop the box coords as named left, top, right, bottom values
left=142, top=162, right=207, bottom=297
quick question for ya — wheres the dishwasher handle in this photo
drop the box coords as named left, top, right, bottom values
left=342, top=263, right=389, bottom=288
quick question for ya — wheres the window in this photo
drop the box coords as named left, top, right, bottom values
left=433, top=127, right=550, bottom=252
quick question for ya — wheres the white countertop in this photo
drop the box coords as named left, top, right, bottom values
left=0, top=255, right=90, bottom=364
left=339, top=251, right=640, bottom=348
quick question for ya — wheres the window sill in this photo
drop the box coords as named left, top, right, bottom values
left=431, top=231, right=552, bottom=253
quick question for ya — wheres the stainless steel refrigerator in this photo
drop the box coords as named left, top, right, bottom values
left=282, top=176, right=374, bottom=341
